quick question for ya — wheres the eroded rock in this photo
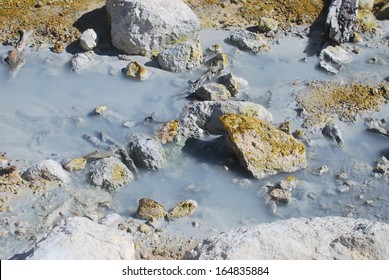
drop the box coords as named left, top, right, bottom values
left=220, top=114, right=307, bottom=179
left=258, top=17, right=279, bottom=33
left=322, top=123, right=344, bottom=146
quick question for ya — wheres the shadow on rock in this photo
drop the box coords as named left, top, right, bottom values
left=304, top=0, right=332, bottom=57
left=67, top=5, right=117, bottom=56
left=182, top=136, right=252, bottom=178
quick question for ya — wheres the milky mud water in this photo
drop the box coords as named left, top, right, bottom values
left=1, top=25, right=389, bottom=255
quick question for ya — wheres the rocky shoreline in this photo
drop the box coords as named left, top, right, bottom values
left=1, top=0, right=389, bottom=260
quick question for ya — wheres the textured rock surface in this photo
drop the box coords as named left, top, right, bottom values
left=136, top=198, right=167, bottom=222
left=22, top=159, right=70, bottom=183
left=258, top=17, right=279, bottom=33
left=185, top=217, right=389, bottom=260
left=63, top=157, right=87, bottom=172
left=195, top=83, right=231, bottom=101
left=376, top=3, right=389, bottom=20
left=218, top=73, right=249, bottom=96
left=129, top=135, right=166, bottom=170
left=89, top=157, right=134, bottom=191
left=167, top=200, right=198, bottom=219
left=80, top=28, right=98, bottom=51
left=178, top=100, right=273, bottom=139
left=70, top=53, right=91, bottom=72
left=158, top=40, right=203, bottom=72
left=107, top=0, right=200, bottom=55
left=28, top=217, right=135, bottom=260
left=322, top=123, right=345, bottom=146
left=325, top=0, right=359, bottom=44
left=124, top=61, right=148, bottom=80
left=220, top=114, right=307, bottom=179
left=319, top=44, right=352, bottom=74
left=229, top=28, right=268, bottom=53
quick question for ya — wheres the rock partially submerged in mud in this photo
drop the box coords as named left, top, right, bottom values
left=195, top=83, right=231, bottom=101
left=128, top=135, right=167, bottom=170
left=185, top=217, right=389, bottom=259
left=322, top=123, right=345, bottom=146
left=63, top=157, right=87, bottom=172
left=176, top=100, right=273, bottom=143
left=22, top=159, right=70, bottom=184
left=319, top=44, right=353, bottom=74
left=89, top=157, right=134, bottom=192
left=28, top=217, right=135, bottom=260
left=228, top=28, right=269, bottom=53
left=167, top=200, right=198, bottom=219
left=220, top=114, right=307, bottom=180
left=70, top=53, right=91, bottom=72
left=365, top=118, right=389, bottom=137
left=375, top=156, right=389, bottom=174
left=136, top=198, right=167, bottom=222
left=108, top=0, right=200, bottom=55
left=158, top=40, right=203, bottom=72
left=124, top=61, right=148, bottom=80
left=218, top=73, right=249, bottom=96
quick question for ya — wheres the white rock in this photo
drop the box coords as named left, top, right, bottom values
left=28, top=217, right=135, bottom=260
left=319, top=44, right=352, bottom=74
left=80, top=29, right=98, bottom=51
left=107, top=0, right=200, bottom=55
left=70, top=53, right=91, bottom=72
left=22, top=159, right=70, bottom=183
left=185, top=217, right=389, bottom=260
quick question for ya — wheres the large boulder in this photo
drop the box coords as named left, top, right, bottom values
left=220, top=114, right=307, bottom=179
left=28, top=217, right=135, bottom=260
left=107, top=0, right=201, bottom=55
left=185, top=217, right=389, bottom=260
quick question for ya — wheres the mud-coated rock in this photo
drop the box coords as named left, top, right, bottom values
left=229, top=28, right=269, bottom=53
left=220, top=114, right=307, bottom=179
left=89, top=157, right=134, bottom=191
left=124, top=61, right=148, bottom=80
left=185, top=217, right=389, bottom=259
left=128, top=135, right=166, bottom=170
left=167, top=200, right=198, bottom=219
left=22, top=159, right=70, bottom=183
left=28, top=217, right=135, bottom=260
left=107, top=0, right=200, bottom=55
left=218, top=73, right=249, bottom=96
left=70, top=53, right=91, bottom=72
left=319, top=44, right=352, bottom=74
left=158, top=40, right=203, bottom=72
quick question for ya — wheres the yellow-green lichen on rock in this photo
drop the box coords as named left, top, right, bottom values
left=167, top=200, right=198, bottom=219
left=136, top=198, right=167, bottom=222
left=63, top=157, right=87, bottom=171
left=220, top=114, right=307, bottom=179
left=125, top=61, right=148, bottom=80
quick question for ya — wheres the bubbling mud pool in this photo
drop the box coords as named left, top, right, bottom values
left=1, top=27, right=389, bottom=244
